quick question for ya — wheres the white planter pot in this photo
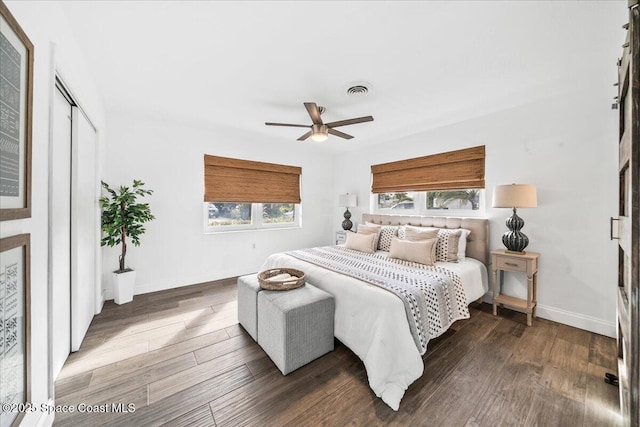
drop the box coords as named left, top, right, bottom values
left=113, top=269, right=136, bottom=305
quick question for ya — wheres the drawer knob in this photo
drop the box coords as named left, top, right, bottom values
left=505, top=262, right=519, bottom=267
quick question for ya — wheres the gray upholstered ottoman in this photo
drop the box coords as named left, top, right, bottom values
left=257, top=284, right=334, bottom=375
left=237, top=274, right=262, bottom=341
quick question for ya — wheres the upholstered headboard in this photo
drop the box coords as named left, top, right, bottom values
left=362, top=214, right=490, bottom=266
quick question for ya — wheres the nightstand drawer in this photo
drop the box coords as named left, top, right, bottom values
left=496, top=257, right=527, bottom=272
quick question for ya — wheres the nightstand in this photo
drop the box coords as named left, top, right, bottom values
left=335, top=230, right=347, bottom=245
left=491, top=249, right=539, bottom=326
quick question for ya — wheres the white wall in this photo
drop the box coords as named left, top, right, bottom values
left=101, top=111, right=334, bottom=298
left=2, top=2, right=106, bottom=425
left=332, top=3, right=621, bottom=337
left=99, top=2, right=624, bottom=339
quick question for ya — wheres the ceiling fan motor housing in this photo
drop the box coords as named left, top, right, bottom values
left=312, top=124, right=328, bottom=134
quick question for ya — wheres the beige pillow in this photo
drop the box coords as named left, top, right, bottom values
left=389, top=237, right=436, bottom=265
left=357, top=223, right=381, bottom=249
left=345, top=232, right=377, bottom=253
left=358, top=223, right=381, bottom=234
left=404, top=225, right=439, bottom=242
left=435, top=229, right=463, bottom=262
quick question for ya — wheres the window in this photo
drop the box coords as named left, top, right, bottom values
left=374, top=190, right=484, bottom=214
left=207, top=202, right=252, bottom=226
left=205, top=202, right=301, bottom=231
left=203, top=155, right=302, bottom=232
left=262, top=203, right=296, bottom=224
left=371, top=146, right=485, bottom=215
left=426, top=190, right=482, bottom=211
left=377, top=192, right=417, bottom=210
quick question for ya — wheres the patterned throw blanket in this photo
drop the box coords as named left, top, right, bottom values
left=286, top=246, right=470, bottom=355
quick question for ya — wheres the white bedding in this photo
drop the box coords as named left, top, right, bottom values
left=260, top=250, right=488, bottom=411
left=439, top=257, right=489, bottom=305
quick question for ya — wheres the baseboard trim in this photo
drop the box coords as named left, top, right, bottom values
left=479, top=292, right=615, bottom=338
left=534, top=304, right=615, bottom=338
left=103, top=272, right=251, bottom=302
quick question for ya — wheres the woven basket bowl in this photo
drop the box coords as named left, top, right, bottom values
left=257, top=268, right=305, bottom=291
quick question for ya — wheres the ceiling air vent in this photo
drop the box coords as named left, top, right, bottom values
left=347, top=85, right=369, bottom=96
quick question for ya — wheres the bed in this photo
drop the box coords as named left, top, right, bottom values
left=259, top=214, right=489, bottom=410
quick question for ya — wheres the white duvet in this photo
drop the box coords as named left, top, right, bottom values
left=260, top=251, right=488, bottom=410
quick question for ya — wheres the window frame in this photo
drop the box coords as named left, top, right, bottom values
left=203, top=202, right=302, bottom=233
left=371, top=190, right=486, bottom=217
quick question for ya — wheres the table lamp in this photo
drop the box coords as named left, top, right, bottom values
left=492, top=184, right=537, bottom=253
left=338, top=193, right=357, bottom=231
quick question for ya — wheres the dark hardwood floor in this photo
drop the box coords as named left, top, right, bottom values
left=53, top=278, right=621, bottom=426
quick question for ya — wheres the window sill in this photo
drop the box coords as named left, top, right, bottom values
left=204, top=225, right=301, bottom=235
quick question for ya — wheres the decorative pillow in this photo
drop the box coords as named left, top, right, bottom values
left=404, top=225, right=439, bottom=242
left=435, top=229, right=463, bottom=262
left=376, top=226, right=399, bottom=251
left=398, top=226, right=406, bottom=240
left=357, top=224, right=381, bottom=250
left=389, top=237, right=437, bottom=265
left=456, top=229, right=471, bottom=261
left=345, top=231, right=377, bottom=254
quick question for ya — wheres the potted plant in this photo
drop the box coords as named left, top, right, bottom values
left=99, top=179, right=155, bottom=304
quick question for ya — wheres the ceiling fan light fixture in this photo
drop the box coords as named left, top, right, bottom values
left=265, top=102, right=373, bottom=142
left=311, top=124, right=328, bottom=142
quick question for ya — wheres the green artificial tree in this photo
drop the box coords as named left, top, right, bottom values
left=99, top=180, right=155, bottom=272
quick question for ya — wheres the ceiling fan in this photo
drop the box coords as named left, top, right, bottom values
left=265, top=102, right=374, bottom=142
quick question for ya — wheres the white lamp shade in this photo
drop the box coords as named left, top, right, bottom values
left=492, top=184, right=537, bottom=208
left=338, top=193, right=357, bottom=207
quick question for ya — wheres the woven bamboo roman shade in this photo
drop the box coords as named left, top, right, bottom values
left=371, top=145, right=485, bottom=193
left=204, top=155, right=301, bottom=203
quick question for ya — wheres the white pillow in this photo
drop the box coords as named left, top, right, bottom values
left=389, top=237, right=436, bottom=265
left=345, top=232, right=377, bottom=253
left=457, top=229, right=471, bottom=261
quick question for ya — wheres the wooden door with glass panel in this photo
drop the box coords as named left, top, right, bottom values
left=616, top=2, right=640, bottom=425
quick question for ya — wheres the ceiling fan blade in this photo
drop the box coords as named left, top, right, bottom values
left=265, top=122, right=310, bottom=128
left=297, top=131, right=312, bottom=141
left=327, top=128, right=354, bottom=140
left=325, top=116, right=374, bottom=128
left=304, top=102, right=324, bottom=125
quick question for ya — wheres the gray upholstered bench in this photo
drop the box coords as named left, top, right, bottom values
left=257, top=284, right=334, bottom=375
left=237, top=274, right=262, bottom=341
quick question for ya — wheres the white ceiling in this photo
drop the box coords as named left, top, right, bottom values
left=58, top=0, right=623, bottom=151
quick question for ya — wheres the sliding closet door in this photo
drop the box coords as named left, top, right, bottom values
left=70, top=108, right=98, bottom=351
left=51, top=85, right=72, bottom=379
left=617, top=2, right=640, bottom=425
left=51, top=77, right=100, bottom=375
